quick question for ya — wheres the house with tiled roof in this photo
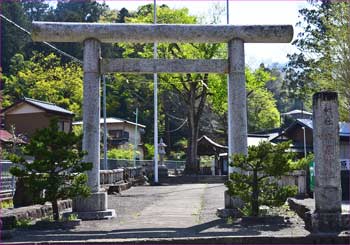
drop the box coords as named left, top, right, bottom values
left=271, top=118, right=350, bottom=162
left=1, top=97, right=74, bottom=138
left=73, top=117, right=146, bottom=159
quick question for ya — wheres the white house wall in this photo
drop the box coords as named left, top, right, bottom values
left=106, top=123, right=144, bottom=159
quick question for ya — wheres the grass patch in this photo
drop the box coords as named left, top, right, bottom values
left=192, top=184, right=207, bottom=224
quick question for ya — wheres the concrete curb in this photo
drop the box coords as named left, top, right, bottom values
left=2, top=234, right=349, bottom=244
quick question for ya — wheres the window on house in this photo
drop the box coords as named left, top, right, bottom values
left=57, top=121, right=64, bottom=131
left=109, top=130, right=123, bottom=139
left=109, top=130, right=129, bottom=140
left=64, top=122, right=71, bottom=132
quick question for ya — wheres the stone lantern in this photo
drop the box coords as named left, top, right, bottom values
left=158, top=138, right=168, bottom=177
left=158, top=138, right=167, bottom=166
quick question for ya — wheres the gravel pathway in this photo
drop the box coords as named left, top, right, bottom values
left=5, top=183, right=313, bottom=243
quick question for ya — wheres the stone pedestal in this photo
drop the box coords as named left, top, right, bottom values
left=71, top=188, right=115, bottom=220
left=218, top=190, right=244, bottom=218
left=73, top=192, right=107, bottom=212
left=311, top=211, right=342, bottom=232
left=224, top=190, right=244, bottom=209
left=311, top=91, right=342, bottom=232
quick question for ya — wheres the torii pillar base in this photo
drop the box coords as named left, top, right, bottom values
left=71, top=192, right=116, bottom=220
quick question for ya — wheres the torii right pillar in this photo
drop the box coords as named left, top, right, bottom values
left=312, top=91, right=342, bottom=232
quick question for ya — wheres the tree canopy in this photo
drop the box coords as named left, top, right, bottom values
left=3, top=52, right=83, bottom=117
left=284, top=0, right=350, bottom=120
left=210, top=66, right=281, bottom=133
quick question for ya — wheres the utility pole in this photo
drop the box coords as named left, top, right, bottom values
left=133, top=107, right=139, bottom=167
left=302, top=126, right=307, bottom=158
left=153, top=0, right=159, bottom=183
left=103, top=75, right=108, bottom=170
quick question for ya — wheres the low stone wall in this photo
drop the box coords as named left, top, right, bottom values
left=100, top=167, right=146, bottom=194
left=1, top=199, right=72, bottom=230
left=288, top=198, right=350, bottom=231
left=100, top=168, right=124, bottom=185
left=100, top=167, right=143, bottom=185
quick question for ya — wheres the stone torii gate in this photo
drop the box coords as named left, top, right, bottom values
left=32, top=22, right=293, bottom=219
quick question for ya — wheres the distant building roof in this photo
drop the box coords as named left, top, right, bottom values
left=281, top=109, right=312, bottom=116
left=284, top=119, right=349, bottom=137
left=199, top=134, right=269, bottom=157
left=0, top=129, right=26, bottom=144
left=73, top=117, right=146, bottom=128
left=197, top=135, right=227, bottom=156
left=340, top=122, right=350, bottom=136
left=2, top=97, right=74, bottom=116
left=296, top=119, right=313, bottom=129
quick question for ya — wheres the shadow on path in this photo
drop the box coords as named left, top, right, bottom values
left=9, top=217, right=297, bottom=242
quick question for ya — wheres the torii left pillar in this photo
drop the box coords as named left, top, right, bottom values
left=73, top=38, right=115, bottom=220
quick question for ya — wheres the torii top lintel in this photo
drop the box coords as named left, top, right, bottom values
left=32, top=22, right=293, bottom=44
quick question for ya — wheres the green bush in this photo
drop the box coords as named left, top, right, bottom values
left=9, top=119, right=92, bottom=221
left=107, top=144, right=139, bottom=160
left=290, top=154, right=314, bottom=170
left=225, top=141, right=297, bottom=216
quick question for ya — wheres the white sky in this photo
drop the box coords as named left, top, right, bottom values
left=100, top=0, right=308, bottom=68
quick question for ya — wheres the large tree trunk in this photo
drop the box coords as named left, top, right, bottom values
left=185, top=104, right=199, bottom=174
left=183, top=74, right=208, bottom=175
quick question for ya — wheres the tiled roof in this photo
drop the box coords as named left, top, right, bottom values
left=0, top=129, right=26, bottom=143
left=297, top=119, right=313, bottom=129
left=0, top=129, right=12, bottom=142
left=297, top=119, right=350, bottom=136
left=24, top=97, right=74, bottom=115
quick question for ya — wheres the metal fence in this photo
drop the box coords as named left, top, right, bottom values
left=100, top=159, right=186, bottom=174
left=0, top=160, right=16, bottom=199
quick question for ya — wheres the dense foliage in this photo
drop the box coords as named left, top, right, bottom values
left=210, top=66, right=281, bottom=133
left=107, top=144, right=139, bottom=160
left=9, top=119, right=92, bottom=220
left=2, top=53, right=83, bottom=117
left=284, top=0, right=350, bottom=120
left=225, top=141, right=297, bottom=216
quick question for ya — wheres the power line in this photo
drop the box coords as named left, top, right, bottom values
left=0, top=14, right=83, bottom=64
left=166, top=113, right=186, bottom=121
left=166, top=118, right=188, bottom=133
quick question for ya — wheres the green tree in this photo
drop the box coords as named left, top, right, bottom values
left=225, top=141, right=297, bottom=216
left=284, top=1, right=350, bottom=120
left=48, top=0, right=110, bottom=61
left=0, top=1, right=30, bottom=73
left=210, top=67, right=280, bottom=133
left=247, top=89, right=280, bottom=132
left=123, top=4, right=225, bottom=174
left=9, top=119, right=92, bottom=221
left=21, top=0, right=52, bottom=21
left=2, top=52, right=83, bottom=117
